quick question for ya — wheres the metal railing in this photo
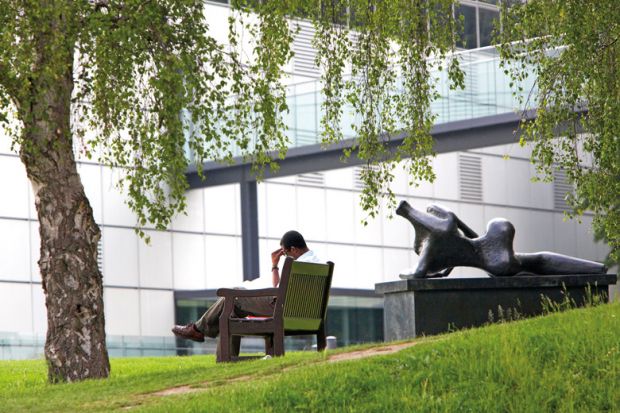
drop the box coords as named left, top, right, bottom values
left=185, top=45, right=536, bottom=161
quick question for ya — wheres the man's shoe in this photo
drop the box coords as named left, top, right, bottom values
left=172, top=324, right=205, bottom=342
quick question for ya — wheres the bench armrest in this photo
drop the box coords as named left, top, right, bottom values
left=216, top=288, right=279, bottom=298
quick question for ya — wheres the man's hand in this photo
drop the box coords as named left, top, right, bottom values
left=271, top=248, right=284, bottom=268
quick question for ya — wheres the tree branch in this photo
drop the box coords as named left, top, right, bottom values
left=597, top=34, right=620, bottom=56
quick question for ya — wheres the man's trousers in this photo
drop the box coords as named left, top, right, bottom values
left=194, top=295, right=275, bottom=338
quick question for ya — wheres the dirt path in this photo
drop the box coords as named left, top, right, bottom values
left=327, top=341, right=418, bottom=363
left=147, top=341, right=420, bottom=400
left=151, top=375, right=252, bottom=397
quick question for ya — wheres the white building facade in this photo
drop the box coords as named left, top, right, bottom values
left=0, top=1, right=613, bottom=359
left=0, top=140, right=611, bottom=358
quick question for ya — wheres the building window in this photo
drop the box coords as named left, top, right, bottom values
left=455, top=2, right=501, bottom=50
left=479, top=8, right=500, bottom=47
left=325, top=295, right=384, bottom=346
left=456, top=5, right=477, bottom=49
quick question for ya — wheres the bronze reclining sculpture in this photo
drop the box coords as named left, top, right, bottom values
left=396, top=200, right=607, bottom=279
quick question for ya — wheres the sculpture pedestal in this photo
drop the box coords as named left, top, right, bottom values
left=375, top=274, right=617, bottom=341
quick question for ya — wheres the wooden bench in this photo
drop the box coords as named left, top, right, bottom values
left=216, top=257, right=334, bottom=362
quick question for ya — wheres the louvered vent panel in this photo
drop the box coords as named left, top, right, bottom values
left=353, top=166, right=379, bottom=191
left=97, top=239, right=103, bottom=274
left=349, top=31, right=360, bottom=46
left=348, top=32, right=364, bottom=84
left=297, top=172, right=324, bottom=186
left=553, top=168, right=572, bottom=210
left=293, top=22, right=320, bottom=78
left=459, top=154, right=482, bottom=202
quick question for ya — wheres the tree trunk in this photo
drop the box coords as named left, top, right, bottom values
left=19, top=39, right=110, bottom=383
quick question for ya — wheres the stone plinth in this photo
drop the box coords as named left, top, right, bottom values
left=375, top=274, right=617, bottom=341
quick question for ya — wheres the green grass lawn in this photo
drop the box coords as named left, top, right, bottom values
left=1, top=302, right=618, bottom=412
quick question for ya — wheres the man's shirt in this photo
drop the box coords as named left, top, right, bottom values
left=297, top=250, right=322, bottom=263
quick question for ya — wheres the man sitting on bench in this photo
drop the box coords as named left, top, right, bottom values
left=171, top=230, right=322, bottom=342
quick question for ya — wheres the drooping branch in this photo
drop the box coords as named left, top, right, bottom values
left=498, top=0, right=620, bottom=262
left=0, top=63, right=22, bottom=114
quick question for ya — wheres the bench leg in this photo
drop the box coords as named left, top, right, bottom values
left=216, top=336, right=229, bottom=362
left=232, top=336, right=241, bottom=357
left=217, top=335, right=241, bottom=362
left=265, top=335, right=274, bottom=356
left=274, top=328, right=285, bottom=357
left=317, top=324, right=327, bottom=351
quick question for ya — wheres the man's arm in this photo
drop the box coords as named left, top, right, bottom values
left=272, top=267, right=280, bottom=288
left=271, top=248, right=285, bottom=287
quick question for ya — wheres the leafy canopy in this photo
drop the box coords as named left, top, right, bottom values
left=498, top=0, right=620, bottom=263
left=0, top=0, right=462, bottom=232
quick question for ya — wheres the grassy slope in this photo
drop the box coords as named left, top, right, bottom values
left=1, top=302, right=618, bottom=413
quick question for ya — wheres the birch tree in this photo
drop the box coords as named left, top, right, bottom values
left=0, top=0, right=460, bottom=382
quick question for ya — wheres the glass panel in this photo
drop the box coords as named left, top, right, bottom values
left=0, top=157, right=29, bottom=218
left=172, top=233, right=207, bottom=290
left=185, top=39, right=540, bottom=159
left=175, top=298, right=217, bottom=326
left=294, top=91, right=317, bottom=135
left=0, top=221, right=30, bottom=281
left=328, top=295, right=383, bottom=309
left=325, top=295, right=384, bottom=346
left=326, top=306, right=383, bottom=346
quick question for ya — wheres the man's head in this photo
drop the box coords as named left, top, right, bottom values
left=280, top=230, right=309, bottom=260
